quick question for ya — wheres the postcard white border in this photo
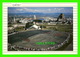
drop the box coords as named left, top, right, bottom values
left=3, top=3, right=78, bottom=54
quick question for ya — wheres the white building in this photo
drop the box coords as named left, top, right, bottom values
left=19, top=19, right=28, bottom=24
left=14, top=17, right=16, bottom=23
left=29, top=25, right=41, bottom=29
left=34, top=15, right=36, bottom=20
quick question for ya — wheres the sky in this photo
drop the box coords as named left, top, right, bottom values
left=8, top=7, right=73, bottom=13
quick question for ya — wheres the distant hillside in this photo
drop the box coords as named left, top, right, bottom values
left=8, top=13, right=73, bottom=18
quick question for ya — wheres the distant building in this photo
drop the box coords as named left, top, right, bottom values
left=8, top=27, right=14, bottom=30
left=19, top=19, right=28, bottom=24
left=56, top=13, right=66, bottom=22
left=34, top=15, right=36, bottom=20
left=14, top=17, right=16, bottom=23
left=12, top=24, right=25, bottom=28
left=33, top=19, right=44, bottom=23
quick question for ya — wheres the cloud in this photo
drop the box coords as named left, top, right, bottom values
left=16, top=9, right=23, bottom=11
left=8, top=7, right=73, bottom=13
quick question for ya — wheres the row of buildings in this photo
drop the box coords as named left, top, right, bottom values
left=8, top=14, right=73, bottom=33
